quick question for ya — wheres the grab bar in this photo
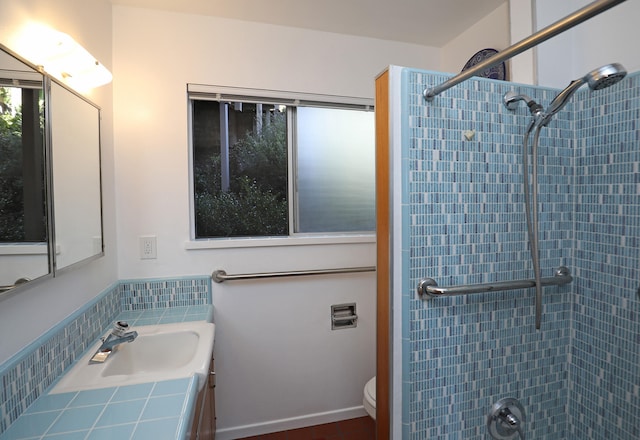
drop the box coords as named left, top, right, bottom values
left=212, top=266, right=375, bottom=283
left=417, top=266, right=572, bottom=299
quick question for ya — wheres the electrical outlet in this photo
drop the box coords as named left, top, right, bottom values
left=140, top=236, right=157, bottom=259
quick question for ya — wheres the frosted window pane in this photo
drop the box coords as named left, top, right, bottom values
left=296, top=107, right=375, bottom=233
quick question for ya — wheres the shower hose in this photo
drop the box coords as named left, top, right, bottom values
left=522, top=119, right=544, bottom=330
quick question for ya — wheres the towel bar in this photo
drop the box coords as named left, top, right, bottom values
left=212, top=266, right=375, bottom=283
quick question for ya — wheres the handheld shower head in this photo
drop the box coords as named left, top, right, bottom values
left=587, top=63, right=627, bottom=90
left=542, top=63, right=627, bottom=125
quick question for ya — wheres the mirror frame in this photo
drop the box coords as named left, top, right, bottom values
left=0, top=45, right=50, bottom=293
left=47, top=76, right=104, bottom=274
left=0, top=43, right=104, bottom=298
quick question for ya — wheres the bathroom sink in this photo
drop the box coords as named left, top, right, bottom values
left=50, top=321, right=215, bottom=394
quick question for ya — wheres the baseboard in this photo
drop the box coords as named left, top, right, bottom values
left=215, top=406, right=368, bottom=440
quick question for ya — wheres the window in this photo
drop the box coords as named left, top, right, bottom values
left=189, top=85, right=375, bottom=240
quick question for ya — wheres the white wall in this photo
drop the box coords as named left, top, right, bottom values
left=0, top=0, right=117, bottom=364
left=111, top=6, right=441, bottom=283
left=508, top=0, right=536, bottom=85
left=505, top=0, right=640, bottom=87
left=535, top=0, right=640, bottom=88
left=213, top=273, right=376, bottom=438
left=441, top=2, right=510, bottom=75
left=112, top=6, right=439, bottom=437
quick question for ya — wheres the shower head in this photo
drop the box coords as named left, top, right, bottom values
left=503, top=91, right=544, bottom=116
left=542, top=63, right=627, bottom=125
left=587, top=63, right=627, bottom=90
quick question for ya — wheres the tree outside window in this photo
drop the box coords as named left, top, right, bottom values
left=0, top=86, right=46, bottom=242
left=190, top=91, right=375, bottom=240
left=193, top=101, right=288, bottom=238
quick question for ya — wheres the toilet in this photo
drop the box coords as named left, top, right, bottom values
left=363, top=376, right=376, bottom=419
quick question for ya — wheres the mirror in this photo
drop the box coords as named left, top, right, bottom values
left=0, top=48, right=49, bottom=292
left=0, top=44, right=103, bottom=295
left=50, top=81, right=103, bottom=271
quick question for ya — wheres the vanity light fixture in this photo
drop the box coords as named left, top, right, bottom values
left=15, top=24, right=112, bottom=91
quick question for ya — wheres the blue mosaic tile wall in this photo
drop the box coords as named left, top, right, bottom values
left=569, top=71, right=640, bottom=440
left=0, top=284, right=120, bottom=435
left=0, top=276, right=212, bottom=436
left=400, top=67, right=640, bottom=439
left=119, top=277, right=211, bottom=310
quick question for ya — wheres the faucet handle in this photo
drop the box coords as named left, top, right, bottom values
left=112, top=321, right=131, bottom=337
left=488, top=398, right=525, bottom=439
left=499, top=407, right=520, bottom=427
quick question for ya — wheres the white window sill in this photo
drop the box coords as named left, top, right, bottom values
left=0, top=243, right=48, bottom=255
left=185, top=234, right=376, bottom=250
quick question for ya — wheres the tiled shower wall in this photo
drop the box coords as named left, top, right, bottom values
left=401, top=68, right=639, bottom=439
left=569, top=72, right=640, bottom=440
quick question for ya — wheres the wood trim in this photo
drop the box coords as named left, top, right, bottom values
left=375, top=69, right=390, bottom=440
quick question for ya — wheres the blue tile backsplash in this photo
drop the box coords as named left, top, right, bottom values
left=0, top=284, right=122, bottom=436
left=119, top=278, right=211, bottom=311
left=0, top=276, right=211, bottom=436
left=400, top=68, right=639, bottom=439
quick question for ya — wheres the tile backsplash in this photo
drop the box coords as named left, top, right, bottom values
left=0, top=276, right=211, bottom=435
left=119, top=278, right=210, bottom=311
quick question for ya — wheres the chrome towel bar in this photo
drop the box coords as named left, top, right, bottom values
left=212, top=266, right=375, bottom=283
left=417, top=266, right=572, bottom=300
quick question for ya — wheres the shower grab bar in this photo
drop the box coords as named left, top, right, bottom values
left=212, top=266, right=375, bottom=283
left=417, top=266, right=572, bottom=299
left=423, top=0, right=627, bottom=101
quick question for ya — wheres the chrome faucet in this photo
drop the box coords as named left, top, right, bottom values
left=89, top=321, right=138, bottom=364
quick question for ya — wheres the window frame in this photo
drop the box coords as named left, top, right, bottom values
left=186, top=84, right=376, bottom=248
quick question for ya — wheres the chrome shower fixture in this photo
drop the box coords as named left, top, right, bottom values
left=540, top=62, right=626, bottom=125
left=488, top=398, right=526, bottom=440
left=504, top=61, right=627, bottom=330
left=503, top=91, right=544, bottom=116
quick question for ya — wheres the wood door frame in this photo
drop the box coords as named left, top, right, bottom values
left=375, top=69, right=390, bottom=440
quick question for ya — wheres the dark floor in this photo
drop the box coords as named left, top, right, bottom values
left=236, top=416, right=375, bottom=440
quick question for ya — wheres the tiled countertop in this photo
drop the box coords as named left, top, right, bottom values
left=0, top=377, right=198, bottom=440
left=0, top=306, right=213, bottom=440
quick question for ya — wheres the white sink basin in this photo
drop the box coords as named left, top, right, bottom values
left=51, top=321, right=215, bottom=394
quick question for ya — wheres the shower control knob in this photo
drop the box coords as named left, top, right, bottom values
left=488, top=398, right=526, bottom=440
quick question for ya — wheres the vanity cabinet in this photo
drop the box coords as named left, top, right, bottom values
left=190, top=354, right=216, bottom=439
